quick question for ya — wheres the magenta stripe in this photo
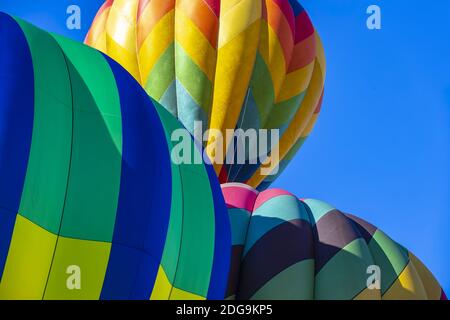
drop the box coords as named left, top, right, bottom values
left=222, top=184, right=258, bottom=212
left=273, top=0, right=296, bottom=36
left=294, top=10, right=314, bottom=43
left=253, top=188, right=294, bottom=211
left=204, top=0, right=220, bottom=17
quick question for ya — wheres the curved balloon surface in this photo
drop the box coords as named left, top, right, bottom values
left=222, top=183, right=447, bottom=300
left=0, top=13, right=230, bottom=300
left=85, top=0, right=326, bottom=190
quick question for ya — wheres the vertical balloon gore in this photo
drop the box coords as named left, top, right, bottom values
left=0, top=12, right=230, bottom=300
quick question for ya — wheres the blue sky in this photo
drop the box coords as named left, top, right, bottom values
left=0, top=0, right=448, bottom=293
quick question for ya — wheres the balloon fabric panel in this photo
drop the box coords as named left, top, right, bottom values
left=0, top=13, right=230, bottom=300
left=85, top=0, right=326, bottom=189
left=221, top=183, right=446, bottom=300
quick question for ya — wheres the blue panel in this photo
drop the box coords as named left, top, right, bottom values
left=205, top=160, right=232, bottom=299
left=100, top=56, right=172, bottom=299
left=289, top=0, right=305, bottom=15
left=100, top=244, right=159, bottom=300
left=0, top=13, right=34, bottom=279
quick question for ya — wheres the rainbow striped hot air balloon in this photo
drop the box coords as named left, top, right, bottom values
left=85, top=0, right=326, bottom=190
left=222, top=183, right=447, bottom=300
left=0, top=13, right=230, bottom=300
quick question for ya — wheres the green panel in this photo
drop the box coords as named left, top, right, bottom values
left=153, top=103, right=215, bottom=297
left=368, top=230, right=410, bottom=294
left=15, top=18, right=72, bottom=234
left=43, top=237, right=111, bottom=300
left=174, top=163, right=215, bottom=297
left=315, top=238, right=375, bottom=300
left=264, top=92, right=305, bottom=129
left=145, top=44, right=176, bottom=100
left=250, top=54, right=275, bottom=127
left=154, top=102, right=215, bottom=297
left=52, top=35, right=123, bottom=242
left=152, top=102, right=183, bottom=285
left=250, top=259, right=314, bottom=300
left=175, top=43, right=212, bottom=114
left=159, top=164, right=183, bottom=284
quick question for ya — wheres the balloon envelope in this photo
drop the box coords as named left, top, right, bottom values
left=221, top=183, right=446, bottom=300
left=0, top=13, right=230, bottom=300
left=85, top=0, right=326, bottom=190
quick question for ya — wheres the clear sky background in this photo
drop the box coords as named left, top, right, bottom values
left=0, top=0, right=448, bottom=293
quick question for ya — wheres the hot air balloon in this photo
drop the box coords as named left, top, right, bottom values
left=0, top=13, right=230, bottom=300
left=221, top=183, right=447, bottom=300
left=85, top=0, right=326, bottom=190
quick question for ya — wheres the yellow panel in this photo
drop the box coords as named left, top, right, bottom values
left=247, top=58, right=324, bottom=188
left=92, top=31, right=108, bottom=54
left=175, top=10, right=217, bottom=81
left=207, top=21, right=261, bottom=173
left=138, top=10, right=175, bottom=85
left=106, top=0, right=140, bottom=81
left=259, top=22, right=287, bottom=98
left=85, top=8, right=111, bottom=52
left=150, top=266, right=173, bottom=300
left=382, top=261, right=428, bottom=300
left=106, top=0, right=139, bottom=49
left=277, top=63, right=314, bottom=102
left=0, top=215, right=57, bottom=300
left=221, top=0, right=243, bottom=12
left=106, top=33, right=141, bottom=82
left=43, top=236, right=111, bottom=300
left=315, top=33, right=326, bottom=78
left=301, top=113, right=319, bottom=137
left=409, top=252, right=442, bottom=300
left=171, top=287, right=206, bottom=300
left=353, top=287, right=381, bottom=300
left=218, top=0, right=262, bottom=47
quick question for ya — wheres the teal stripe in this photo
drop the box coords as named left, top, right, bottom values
left=159, top=80, right=178, bottom=117
left=264, top=91, right=306, bottom=129
left=302, top=199, right=335, bottom=224
left=228, top=208, right=251, bottom=246
left=175, top=80, right=208, bottom=135
left=243, top=195, right=311, bottom=256
left=15, top=19, right=72, bottom=234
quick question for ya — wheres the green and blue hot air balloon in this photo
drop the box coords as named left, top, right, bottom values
left=0, top=12, right=230, bottom=300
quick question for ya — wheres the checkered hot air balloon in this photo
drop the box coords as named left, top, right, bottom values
left=222, top=183, right=447, bottom=300
left=0, top=13, right=230, bottom=300
left=85, top=0, right=326, bottom=190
